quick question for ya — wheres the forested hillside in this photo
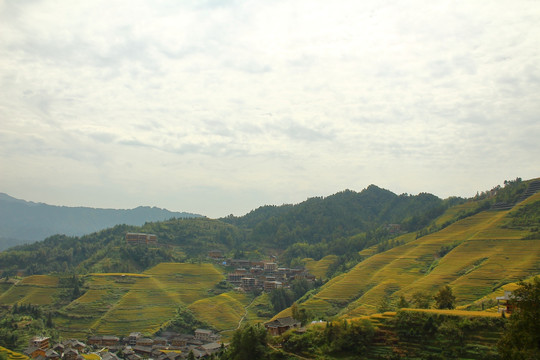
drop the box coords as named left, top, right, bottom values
left=273, top=190, right=540, bottom=323
left=0, top=185, right=461, bottom=276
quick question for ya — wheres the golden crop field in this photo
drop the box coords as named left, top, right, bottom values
left=400, top=308, right=501, bottom=318
left=89, top=273, right=149, bottom=278
left=88, top=263, right=224, bottom=336
left=0, top=346, right=29, bottom=360
left=301, top=200, right=540, bottom=319
left=18, top=275, right=59, bottom=287
left=0, top=284, right=58, bottom=305
left=0, top=275, right=61, bottom=305
left=303, top=255, right=338, bottom=280
left=189, top=291, right=250, bottom=330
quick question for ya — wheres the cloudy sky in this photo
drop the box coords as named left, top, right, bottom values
left=1, top=1, right=539, bottom=218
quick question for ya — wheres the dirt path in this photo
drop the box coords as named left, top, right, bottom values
left=235, top=296, right=257, bottom=329
left=220, top=296, right=258, bottom=335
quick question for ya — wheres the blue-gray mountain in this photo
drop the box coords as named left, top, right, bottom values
left=0, top=193, right=201, bottom=250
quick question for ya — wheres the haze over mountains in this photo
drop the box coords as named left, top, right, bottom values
left=0, top=193, right=201, bottom=250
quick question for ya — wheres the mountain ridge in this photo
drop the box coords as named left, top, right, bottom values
left=0, top=193, right=202, bottom=250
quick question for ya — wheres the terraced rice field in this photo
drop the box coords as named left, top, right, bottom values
left=18, top=275, right=59, bottom=287
left=243, top=292, right=273, bottom=325
left=88, top=263, right=224, bottom=336
left=0, top=346, right=29, bottom=360
left=432, top=202, right=479, bottom=228
left=0, top=275, right=60, bottom=305
left=301, top=201, right=540, bottom=318
left=189, top=291, right=250, bottom=330
left=0, top=282, right=13, bottom=296
left=303, top=255, right=338, bottom=280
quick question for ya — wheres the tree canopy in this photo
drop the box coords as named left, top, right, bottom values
left=498, top=277, right=540, bottom=359
left=434, top=285, right=456, bottom=309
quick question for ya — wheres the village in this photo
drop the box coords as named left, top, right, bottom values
left=23, top=329, right=224, bottom=360
left=22, top=317, right=305, bottom=360
left=127, top=234, right=317, bottom=293
left=18, top=242, right=312, bottom=360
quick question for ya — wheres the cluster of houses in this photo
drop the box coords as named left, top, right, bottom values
left=207, top=252, right=315, bottom=292
left=24, top=329, right=224, bottom=360
left=125, top=233, right=158, bottom=246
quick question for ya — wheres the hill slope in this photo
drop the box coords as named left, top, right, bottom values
left=289, top=192, right=540, bottom=319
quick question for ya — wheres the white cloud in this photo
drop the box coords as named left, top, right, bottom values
left=1, top=0, right=539, bottom=217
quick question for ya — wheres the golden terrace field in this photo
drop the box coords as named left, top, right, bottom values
left=299, top=196, right=540, bottom=318
left=0, top=275, right=60, bottom=306
left=303, top=255, right=338, bottom=280
left=91, top=263, right=223, bottom=335
left=0, top=346, right=28, bottom=360
left=49, top=263, right=224, bottom=337
left=189, top=291, right=250, bottom=331
left=1, top=262, right=261, bottom=338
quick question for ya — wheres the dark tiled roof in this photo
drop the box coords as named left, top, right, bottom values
left=265, top=316, right=300, bottom=328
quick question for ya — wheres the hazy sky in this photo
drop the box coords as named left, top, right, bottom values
left=1, top=1, right=539, bottom=218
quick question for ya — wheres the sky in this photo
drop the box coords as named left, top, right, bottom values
left=1, top=0, right=539, bottom=218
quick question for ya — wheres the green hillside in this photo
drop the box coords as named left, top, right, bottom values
left=54, top=263, right=224, bottom=337
left=0, top=177, right=538, bottom=353
left=289, top=192, right=540, bottom=320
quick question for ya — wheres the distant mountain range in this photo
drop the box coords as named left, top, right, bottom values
left=0, top=193, right=201, bottom=250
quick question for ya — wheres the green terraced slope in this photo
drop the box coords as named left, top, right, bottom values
left=296, top=194, right=540, bottom=319
left=0, top=346, right=29, bottom=360
left=50, top=263, right=224, bottom=337
left=0, top=275, right=60, bottom=306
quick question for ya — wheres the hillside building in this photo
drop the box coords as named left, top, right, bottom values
left=125, top=233, right=158, bottom=245
left=194, top=329, right=213, bottom=342
left=128, top=332, right=143, bottom=346
left=29, top=336, right=50, bottom=350
left=496, top=290, right=515, bottom=314
left=264, top=317, right=301, bottom=336
left=208, top=250, right=223, bottom=259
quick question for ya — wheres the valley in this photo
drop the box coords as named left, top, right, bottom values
left=0, top=178, right=539, bottom=359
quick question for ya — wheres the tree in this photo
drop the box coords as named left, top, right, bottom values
left=378, top=296, right=393, bottom=313
left=498, top=277, right=540, bottom=359
left=397, top=295, right=409, bottom=308
left=412, top=291, right=432, bottom=309
left=46, top=312, right=54, bottom=328
left=224, top=324, right=269, bottom=360
left=434, top=285, right=456, bottom=309
left=187, top=350, right=195, bottom=360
